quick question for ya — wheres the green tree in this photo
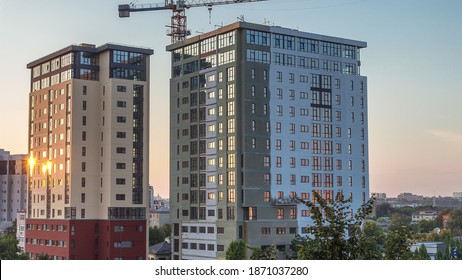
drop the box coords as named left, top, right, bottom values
left=436, top=250, right=444, bottom=260
left=149, top=226, right=166, bottom=246
left=291, top=192, right=377, bottom=260
left=447, top=209, right=462, bottom=236
left=414, top=244, right=430, bottom=260
left=418, top=219, right=438, bottom=233
left=37, top=253, right=50, bottom=260
left=161, top=224, right=171, bottom=237
left=363, top=220, right=385, bottom=246
left=225, top=240, right=246, bottom=260
left=0, top=235, right=27, bottom=260
left=389, top=213, right=412, bottom=232
left=374, top=202, right=392, bottom=218
left=4, top=219, right=17, bottom=237
left=384, top=226, right=413, bottom=260
left=249, top=244, right=278, bottom=260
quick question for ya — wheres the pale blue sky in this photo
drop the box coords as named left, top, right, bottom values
left=0, top=0, right=461, bottom=197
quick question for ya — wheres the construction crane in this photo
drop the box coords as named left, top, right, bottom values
left=119, top=0, right=267, bottom=44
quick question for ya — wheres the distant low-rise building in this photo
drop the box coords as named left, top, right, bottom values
left=453, top=192, right=462, bottom=199
left=442, top=214, right=450, bottom=229
left=412, top=211, right=437, bottom=222
left=149, top=207, right=170, bottom=228
left=148, top=240, right=171, bottom=260
left=411, top=242, right=446, bottom=260
left=372, top=193, right=387, bottom=199
left=398, top=192, right=424, bottom=201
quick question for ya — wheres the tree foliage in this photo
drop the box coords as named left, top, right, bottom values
left=418, top=219, right=438, bottom=234
left=249, top=244, right=278, bottom=260
left=389, top=213, right=412, bottom=232
left=225, top=240, right=246, bottom=260
left=363, top=220, right=385, bottom=246
left=149, top=226, right=170, bottom=246
left=37, top=253, right=50, bottom=260
left=291, top=192, right=379, bottom=260
left=384, top=226, right=413, bottom=260
left=447, top=209, right=462, bottom=235
left=374, top=202, right=392, bottom=218
left=4, top=219, right=17, bottom=237
left=0, top=235, right=27, bottom=260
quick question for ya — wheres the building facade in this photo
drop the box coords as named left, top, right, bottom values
left=0, top=149, right=27, bottom=225
left=168, top=22, right=369, bottom=259
left=25, top=43, right=153, bottom=260
left=149, top=208, right=170, bottom=228
left=16, top=210, right=26, bottom=252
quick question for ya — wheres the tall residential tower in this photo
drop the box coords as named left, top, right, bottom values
left=168, top=22, right=369, bottom=260
left=25, top=43, right=153, bottom=260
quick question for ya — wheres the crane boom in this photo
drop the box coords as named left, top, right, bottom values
left=119, top=0, right=267, bottom=44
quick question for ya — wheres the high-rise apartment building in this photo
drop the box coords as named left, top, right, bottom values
left=25, top=43, right=153, bottom=260
left=0, top=149, right=27, bottom=224
left=168, top=22, right=369, bottom=259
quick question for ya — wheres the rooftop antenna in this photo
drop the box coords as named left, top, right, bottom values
left=237, top=14, right=245, bottom=22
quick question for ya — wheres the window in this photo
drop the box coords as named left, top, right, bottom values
left=117, top=116, right=126, bottom=123
left=275, top=157, right=282, bottom=168
left=116, top=132, right=126, bottom=138
left=277, top=209, right=284, bottom=220
left=276, top=71, right=282, bottom=82
left=117, top=86, right=127, bottom=92
left=275, top=139, right=281, bottom=150
left=277, top=105, right=283, bottom=116
left=275, top=122, right=281, bottom=133
left=290, top=140, right=295, bottom=151
left=289, top=73, right=295, bottom=83
left=276, top=174, right=282, bottom=185
left=116, top=163, right=126, bottom=169
left=290, top=209, right=297, bottom=219
left=289, top=123, right=295, bottom=134
left=263, top=156, right=270, bottom=167
left=117, top=101, right=126, bottom=108
left=116, top=178, right=126, bottom=185
left=116, top=194, right=125, bottom=200
left=264, top=191, right=270, bottom=202
left=116, top=147, right=126, bottom=154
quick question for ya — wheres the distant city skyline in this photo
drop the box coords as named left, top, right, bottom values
left=0, top=0, right=461, bottom=198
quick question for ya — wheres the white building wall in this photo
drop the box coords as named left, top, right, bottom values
left=0, top=150, right=27, bottom=223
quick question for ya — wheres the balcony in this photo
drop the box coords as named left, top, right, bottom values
left=272, top=197, right=298, bottom=206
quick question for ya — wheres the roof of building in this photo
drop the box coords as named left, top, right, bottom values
left=149, top=241, right=171, bottom=255
left=27, top=43, right=154, bottom=69
left=167, top=21, right=367, bottom=51
left=149, top=207, right=170, bottom=213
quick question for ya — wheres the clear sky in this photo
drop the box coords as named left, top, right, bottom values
left=0, top=0, right=461, bottom=198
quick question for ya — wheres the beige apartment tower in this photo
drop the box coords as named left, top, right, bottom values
left=25, top=43, right=153, bottom=260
